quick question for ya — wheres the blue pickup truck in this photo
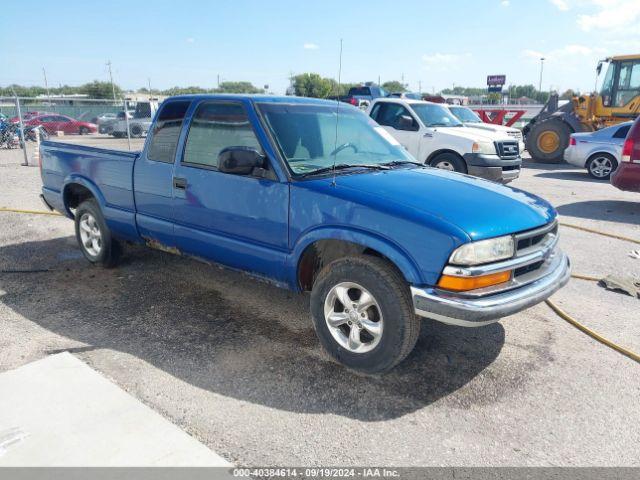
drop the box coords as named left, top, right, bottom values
left=40, top=94, right=570, bottom=373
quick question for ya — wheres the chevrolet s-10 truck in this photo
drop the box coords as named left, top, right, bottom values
left=40, top=95, right=570, bottom=373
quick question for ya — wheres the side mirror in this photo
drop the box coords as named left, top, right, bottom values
left=218, top=146, right=265, bottom=175
left=397, top=115, right=417, bottom=131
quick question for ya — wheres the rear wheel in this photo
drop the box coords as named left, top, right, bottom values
left=430, top=152, right=467, bottom=173
left=525, top=118, right=571, bottom=163
left=310, top=255, right=420, bottom=374
left=586, top=153, right=617, bottom=180
left=74, top=199, right=121, bottom=268
left=78, top=126, right=90, bottom=135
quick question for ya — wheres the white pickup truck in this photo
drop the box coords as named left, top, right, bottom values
left=111, top=100, right=159, bottom=138
left=445, top=104, right=525, bottom=153
left=367, top=98, right=521, bottom=183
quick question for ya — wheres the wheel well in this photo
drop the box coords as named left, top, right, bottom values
left=63, top=183, right=94, bottom=212
left=426, top=149, right=463, bottom=165
left=297, top=239, right=399, bottom=291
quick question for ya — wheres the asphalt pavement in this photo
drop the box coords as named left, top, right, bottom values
left=0, top=137, right=638, bottom=466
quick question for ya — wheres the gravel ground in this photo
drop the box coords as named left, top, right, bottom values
left=0, top=136, right=639, bottom=466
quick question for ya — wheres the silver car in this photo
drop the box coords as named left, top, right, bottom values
left=564, top=121, right=633, bottom=180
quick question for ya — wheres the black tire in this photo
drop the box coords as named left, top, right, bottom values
left=525, top=118, right=571, bottom=163
left=429, top=152, right=467, bottom=173
left=74, top=199, right=121, bottom=268
left=79, top=126, right=90, bottom=135
left=310, top=255, right=420, bottom=374
left=130, top=124, right=143, bottom=138
left=586, top=152, right=617, bottom=180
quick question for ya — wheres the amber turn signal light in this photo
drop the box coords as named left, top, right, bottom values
left=437, top=271, right=511, bottom=292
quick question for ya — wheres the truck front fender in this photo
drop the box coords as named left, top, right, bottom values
left=287, top=226, right=423, bottom=291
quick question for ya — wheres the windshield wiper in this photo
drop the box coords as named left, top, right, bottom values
left=382, top=160, right=423, bottom=167
left=302, top=163, right=390, bottom=177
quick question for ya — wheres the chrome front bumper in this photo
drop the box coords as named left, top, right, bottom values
left=410, top=251, right=570, bottom=327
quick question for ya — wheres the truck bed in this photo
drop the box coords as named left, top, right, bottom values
left=40, top=141, right=140, bottom=238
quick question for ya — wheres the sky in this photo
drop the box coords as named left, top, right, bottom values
left=1, top=0, right=639, bottom=95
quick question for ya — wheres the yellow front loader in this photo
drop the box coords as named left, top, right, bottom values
left=524, top=54, right=640, bottom=163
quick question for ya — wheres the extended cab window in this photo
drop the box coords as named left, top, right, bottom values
left=183, top=102, right=262, bottom=169
left=147, top=101, right=191, bottom=163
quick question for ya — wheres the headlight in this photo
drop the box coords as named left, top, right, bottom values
left=472, top=141, right=496, bottom=155
left=449, top=235, right=515, bottom=265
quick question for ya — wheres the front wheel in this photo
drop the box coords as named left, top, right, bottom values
left=525, top=118, right=571, bottom=163
left=310, top=255, right=420, bottom=374
left=74, top=199, right=121, bottom=267
left=430, top=152, right=467, bottom=173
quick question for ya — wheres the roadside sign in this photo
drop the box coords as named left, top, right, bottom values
left=487, top=75, right=506, bottom=86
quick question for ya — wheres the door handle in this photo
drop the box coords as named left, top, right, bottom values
left=173, top=177, right=187, bottom=190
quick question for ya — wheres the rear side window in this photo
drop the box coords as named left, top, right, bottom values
left=147, top=101, right=191, bottom=163
left=182, top=102, right=262, bottom=169
left=613, top=125, right=631, bottom=139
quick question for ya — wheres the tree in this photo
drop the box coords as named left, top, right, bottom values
left=80, top=80, right=122, bottom=99
left=382, top=80, right=407, bottom=93
left=161, top=86, right=212, bottom=96
left=215, top=81, right=263, bottom=94
left=560, top=89, right=576, bottom=100
left=293, top=73, right=338, bottom=98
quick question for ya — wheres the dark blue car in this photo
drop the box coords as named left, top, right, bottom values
left=39, top=95, right=570, bottom=373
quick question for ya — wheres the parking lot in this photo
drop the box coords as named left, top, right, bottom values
left=0, top=136, right=639, bottom=466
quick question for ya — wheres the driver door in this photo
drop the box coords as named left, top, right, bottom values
left=172, top=100, right=289, bottom=282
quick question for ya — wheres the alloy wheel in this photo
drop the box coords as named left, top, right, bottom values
left=323, top=282, right=383, bottom=353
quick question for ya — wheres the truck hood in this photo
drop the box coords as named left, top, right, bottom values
left=463, top=122, right=519, bottom=135
left=432, top=126, right=511, bottom=143
left=301, top=167, right=555, bottom=241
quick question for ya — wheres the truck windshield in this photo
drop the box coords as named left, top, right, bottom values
left=258, top=103, right=416, bottom=176
left=449, top=106, right=482, bottom=123
left=411, top=104, right=463, bottom=127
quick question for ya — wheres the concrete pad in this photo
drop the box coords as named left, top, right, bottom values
left=0, top=353, right=231, bottom=466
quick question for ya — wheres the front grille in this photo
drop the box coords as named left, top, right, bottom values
left=515, top=221, right=558, bottom=254
left=512, top=221, right=558, bottom=280
left=495, top=140, right=520, bottom=159
left=502, top=165, right=520, bottom=171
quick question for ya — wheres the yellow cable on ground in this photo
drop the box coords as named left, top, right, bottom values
left=559, top=221, right=640, bottom=245
left=0, top=207, right=63, bottom=216
left=545, top=299, right=640, bottom=364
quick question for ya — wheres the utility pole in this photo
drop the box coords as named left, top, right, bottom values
left=418, top=80, right=422, bottom=93
left=106, top=60, right=117, bottom=104
left=148, top=78, right=152, bottom=96
left=217, top=74, right=220, bottom=88
left=538, top=57, right=545, bottom=93
left=42, top=67, right=50, bottom=101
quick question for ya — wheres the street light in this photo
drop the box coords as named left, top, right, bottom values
left=538, top=57, right=545, bottom=93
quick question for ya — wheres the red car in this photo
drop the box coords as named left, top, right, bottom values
left=9, top=111, right=49, bottom=123
left=611, top=115, right=640, bottom=193
left=25, top=114, right=97, bottom=135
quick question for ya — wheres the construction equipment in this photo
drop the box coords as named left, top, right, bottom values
left=524, top=54, right=640, bottom=163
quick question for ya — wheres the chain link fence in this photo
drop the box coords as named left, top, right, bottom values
left=0, top=94, right=163, bottom=156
